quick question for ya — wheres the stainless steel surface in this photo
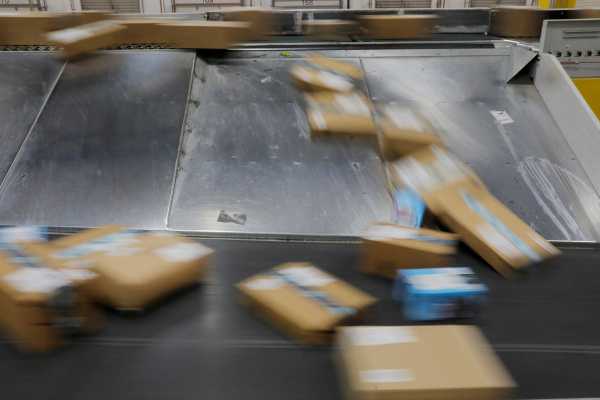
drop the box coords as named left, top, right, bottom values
left=0, top=53, right=63, bottom=185
left=540, top=18, right=600, bottom=64
left=0, top=51, right=194, bottom=229
left=506, top=44, right=538, bottom=82
left=360, top=47, right=600, bottom=241
left=168, top=55, right=392, bottom=236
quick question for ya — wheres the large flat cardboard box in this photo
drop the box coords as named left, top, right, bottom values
left=222, top=7, right=275, bottom=40
left=0, top=245, right=102, bottom=352
left=118, top=18, right=177, bottom=45
left=0, top=12, right=73, bottom=45
left=37, top=226, right=214, bottom=311
left=358, top=15, right=437, bottom=40
left=387, top=145, right=486, bottom=215
left=437, top=185, right=559, bottom=277
left=46, top=20, right=126, bottom=59
left=489, top=6, right=552, bottom=38
left=305, top=91, right=377, bottom=137
left=377, top=105, right=443, bottom=160
left=360, top=223, right=458, bottom=279
left=238, top=263, right=376, bottom=344
left=337, top=325, right=515, bottom=400
left=159, top=21, right=251, bottom=49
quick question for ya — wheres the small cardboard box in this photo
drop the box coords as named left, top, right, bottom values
left=0, top=245, right=102, bottom=352
left=489, top=6, right=552, bottom=38
left=291, top=54, right=363, bottom=93
left=159, top=21, right=251, bottom=49
left=305, top=91, right=377, bottom=137
left=393, top=267, right=487, bottom=321
left=360, top=223, right=458, bottom=279
left=437, top=185, right=560, bottom=277
left=39, top=226, right=214, bottom=311
left=302, top=19, right=357, bottom=39
left=387, top=145, right=486, bottom=214
left=358, top=15, right=438, bottom=40
left=377, top=105, right=443, bottom=160
left=237, top=263, right=376, bottom=344
left=46, top=20, right=126, bottom=59
left=0, top=12, right=73, bottom=45
left=222, top=7, right=275, bottom=40
left=336, top=325, right=515, bottom=400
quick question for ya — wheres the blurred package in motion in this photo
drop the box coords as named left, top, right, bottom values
left=159, top=21, right=251, bottom=49
left=46, top=20, right=126, bottom=59
left=37, top=226, right=214, bottom=311
left=305, top=91, right=377, bottom=137
left=0, top=228, right=102, bottom=352
left=237, top=262, right=376, bottom=344
left=360, top=223, right=458, bottom=279
left=291, top=55, right=363, bottom=93
left=393, top=267, right=487, bottom=321
left=489, top=6, right=552, bottom=38
left=387, top=145, right=486, bottom=214
left=302, top=19, right=358, bottom=40
left=391, top=188, right=426, bottom=228
left=0, top=12, right=72, bottom=45
left=336, top=325, right=515, bottom=400
left=377, top=105, right=443, bottom=160
left=118, top=19, right=176, bottom=45
left=222, top=7, right=275, bottom=40
left=436, top=185, right=560, bottom=277
left=358, top=15, right=438, bottom=40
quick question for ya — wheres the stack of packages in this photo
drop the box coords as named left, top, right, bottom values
left=0, top=9, right=274, bottom=59
left=0, top=225, right=213, bottom=352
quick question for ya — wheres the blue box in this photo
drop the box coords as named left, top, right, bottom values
left=393, top=267, right=487, bottom=321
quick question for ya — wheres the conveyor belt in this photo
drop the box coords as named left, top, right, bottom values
left=1, top=240, right=598, bottom=399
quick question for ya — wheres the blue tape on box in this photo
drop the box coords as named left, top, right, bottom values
left=392, top=188, right=426, bottom=228
left=393, top=267, right=487, bottom=321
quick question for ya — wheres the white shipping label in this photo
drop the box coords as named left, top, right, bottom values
left=278, top=266, right=335, bottom=287
left=360, top=369, right=414, bottom=384
left=4, top=268, right=70, bottom=294
left=154, top=242, right=212, bottom=263
left=490, top=110, right=514, bottom=125
left=476, top=224, right=522, bottom=259
left=245, top=277, right=284, bottom=291
left=349, top=327, right=416, bottom=346
left=61, top=268, right=97, bottom=282
left=318, top=70, right=353, bottom=92
left=47, top=28, right=93, bottom=44
left=363, top=225, right=418, bottom=241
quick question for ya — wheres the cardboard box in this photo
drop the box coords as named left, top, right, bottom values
left=63, top=11, right=111, bottom=26
left=489, top=6, right=552, bottom=38
left=46, top=20, right=126, bottom=59
left=360, top=223, right=458, bottom=279
left=336, top=325, right=515, bottom=400
left=302, top=19, right=357, bottom=39
left=237, top=263, right=376, bottom=344
left=159, top=21, right=251, bottom=49
left=38, top=226, right=214, bottom=310
left=118, top=19, right=176, bottom=45
left=222, top=8, right=275, bottom=40
left=307, top=54, right=364, bottom=80
left=290, top=55, right=363, bottom=93
left=393, top=267, right=487, bottom=321
left=0, top=244, right=102, bottom=352
left=0, top=12, right=73, bottom=45
left=387, top=145, right=486, bottom=214
left=305, top=91, right=377, bottom=137
left=358, top=15, right=438, bottom=40
left=437, top=185, right=560, bottom=277
left=377, top=105, right=443, bottom=160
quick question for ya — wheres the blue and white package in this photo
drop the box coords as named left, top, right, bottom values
left=392, top=188, right=426, bottom=228
left=393, top=267, right=487, bottom=321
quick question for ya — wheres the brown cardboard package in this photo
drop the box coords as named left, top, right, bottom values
left=336, top=325, right=515, bottom=400
left=358, top=15, right=438, bottom=40
left=46, top=20, right=126, bottom=59
left=437, top=185, right=560, bottom=277
left=238, top=263, right=376, bottom=344
left=305, top=91, right=377, bottom=137
left=0, top=12, right=73, bottom=45
left=159, top=21, right=251, bottom=49
left=118, top=19, right=175, bottom=45
left=38, top=226, right=214, bottom=311
left=0, top=247, right=102, bottom=352
left=387, top=145, right=486, bottom=214
left=489, top=6, right=552, bottom=38
left=307, top=54, right=364, bottom=80
left=302, top=19, right=357, bottom=39
left=377, top=105, right=443, bottom=160
left=64, top=11, right=111, bottom=26
left=360, top=223, right=458, bottom=279
left=290, top=55, right=363, bottom=93
left=222, top=7, right=274, bottom=40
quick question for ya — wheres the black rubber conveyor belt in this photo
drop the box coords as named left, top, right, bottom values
left=1, top=239, right=598, bottom=400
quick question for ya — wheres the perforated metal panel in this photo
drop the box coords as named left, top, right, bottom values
left=81, top=0, right=140, bottom=13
